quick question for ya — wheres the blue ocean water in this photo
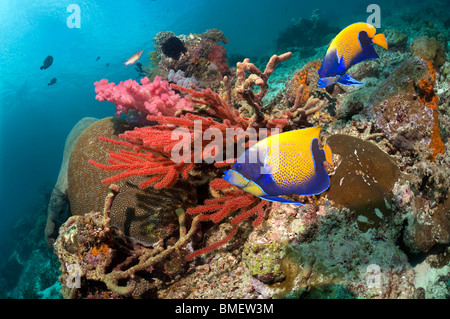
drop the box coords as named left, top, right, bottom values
left=0, top=0, right=446, bottom=299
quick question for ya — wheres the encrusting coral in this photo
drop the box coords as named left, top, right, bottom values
left=368, top=57, right=445, bottom=161
left=151, top=29, right=230, bottom=92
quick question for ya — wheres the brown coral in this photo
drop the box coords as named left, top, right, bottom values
left=45, top=117, right=97, bottom=246
left=285, top=59, right=321, bottom=107
left=323, top=135, right=401, bottom=232
left=410, top=37, right=446, bottom=68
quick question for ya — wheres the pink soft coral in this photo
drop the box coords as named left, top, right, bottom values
left=94, top=76, right=193, bottom=118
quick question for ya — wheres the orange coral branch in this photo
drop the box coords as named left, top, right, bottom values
left=417, top=60, right=445, bottom=161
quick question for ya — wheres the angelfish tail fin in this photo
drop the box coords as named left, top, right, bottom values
left=372, top=33, right=388, bottom=50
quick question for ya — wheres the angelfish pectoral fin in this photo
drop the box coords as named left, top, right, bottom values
left=337, top=55, right=346, bottom=74
left=337, top=74, right=363, bottom=86
left=260, top=196, right=305, bottom=205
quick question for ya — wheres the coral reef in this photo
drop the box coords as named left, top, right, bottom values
left=284, top=60, right=321, bottom=108
left=56, top=184, right=204, bottom=298
left=368, top=58, right=444, bottom=160
left=167, top=69, right=202, bottom=89
left=384, top=29, right=408, bottom=52
left=403, top=197, right=450, bottom=253
left=235, top=52, right=293, bottom=122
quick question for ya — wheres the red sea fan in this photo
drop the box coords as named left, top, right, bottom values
left=90, top=82, right=254, bottom=189
left=88, top=114, right=200, bottom=189
left=88, top=145, right=194, bottom=189
left=88, top=109, right=246, bottom=189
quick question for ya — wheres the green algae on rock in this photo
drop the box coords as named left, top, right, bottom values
left=324, top=134, right=401, bottom=232
left=242, top=241, right=286, bottom=284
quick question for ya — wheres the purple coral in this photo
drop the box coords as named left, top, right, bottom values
left=168, top=69, right=203, bottom=89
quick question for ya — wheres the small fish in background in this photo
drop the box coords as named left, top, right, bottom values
left=223, top=126, right=333, bottom=205
left=48, top=78, right=57, bottom=86
left=40, top=55, right=53, bottom=70
left=318, top=22, right=388, bottom=88
left=96, top=56, right=101, bottom=61
left=124, top=50, right=144, bottom=66
left=105, top=63, right=110, bottom=67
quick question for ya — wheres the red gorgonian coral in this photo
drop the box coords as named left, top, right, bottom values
left=90, top=52, right=316, bottom=258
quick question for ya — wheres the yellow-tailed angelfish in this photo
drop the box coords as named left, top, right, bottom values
left=318, top=22, right=388, bottom=88
left=223, top=126, right=333, bottom=205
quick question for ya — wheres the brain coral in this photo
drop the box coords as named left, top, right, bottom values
left=45, top=117, right=98, bottom=246
left=67, top=117, right=197, bottom=246
left=324, top=135, right=401, bottom=232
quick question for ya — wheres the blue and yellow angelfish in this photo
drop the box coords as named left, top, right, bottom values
left=223, top=126, right=333, bottom=205
left=318, top=22, right=388, bottom=88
